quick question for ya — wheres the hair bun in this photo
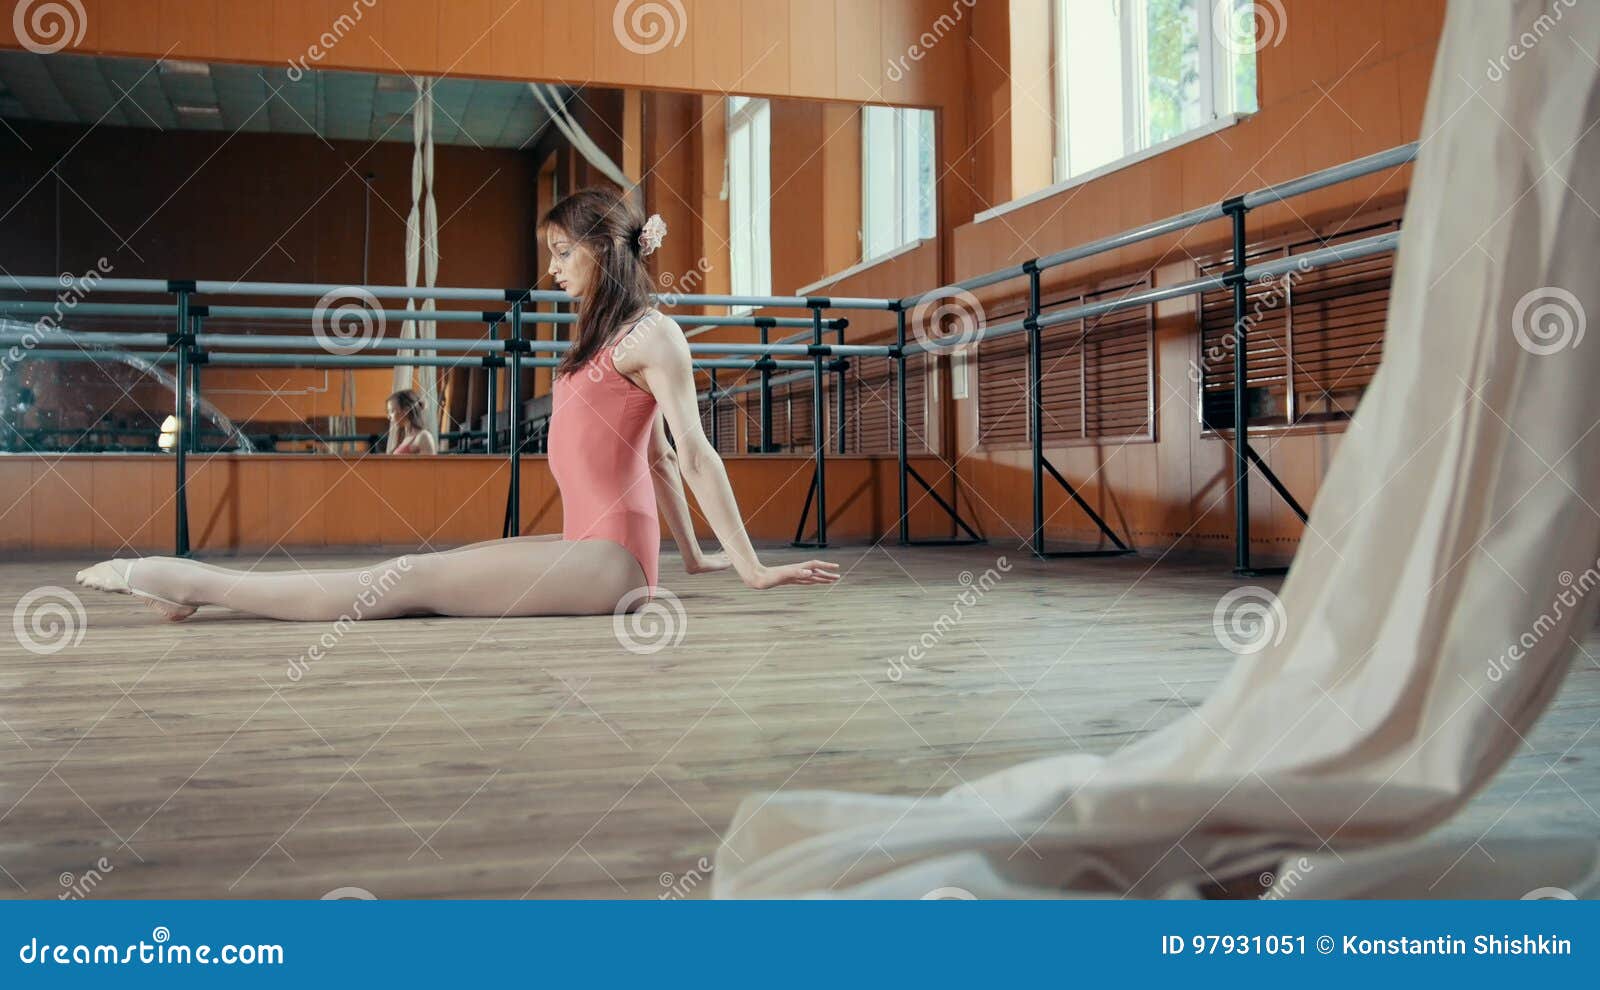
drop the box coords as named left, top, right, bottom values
left=637, top=214, right=667, bottom=256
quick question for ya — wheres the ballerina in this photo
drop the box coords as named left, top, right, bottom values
left=75, top=188, right=839, bottom=622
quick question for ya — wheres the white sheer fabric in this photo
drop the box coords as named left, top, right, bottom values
left=715, top=0, right=1600, bottom=899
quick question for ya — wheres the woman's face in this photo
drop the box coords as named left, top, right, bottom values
left=546, top=226, right=595, bottom=300
left=386, top=400, right=398, bottom=424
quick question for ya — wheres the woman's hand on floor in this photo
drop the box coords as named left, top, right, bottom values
left=685, top=550, right=732, bottom=575
left=744, top=560, right=841, bottom=590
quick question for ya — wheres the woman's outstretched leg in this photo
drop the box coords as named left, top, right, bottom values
left=86, top=538, right=646, bottom=621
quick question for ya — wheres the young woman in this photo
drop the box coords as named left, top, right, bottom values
left=75, top=188, right=839, bottom=622
left=386, top=388, right=437, bottom=454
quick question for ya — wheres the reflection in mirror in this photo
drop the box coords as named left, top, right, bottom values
left=0, top=50, right=936, bottom=456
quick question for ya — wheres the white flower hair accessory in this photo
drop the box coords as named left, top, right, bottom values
left=637, top=214, right=667, bottom=256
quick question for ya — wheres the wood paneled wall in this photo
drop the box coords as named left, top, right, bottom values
left=0, top=1, right=967, bottom=106
left=945, top=0, right=1445, bottom=562
left=0, top=453, right=955, bottom=554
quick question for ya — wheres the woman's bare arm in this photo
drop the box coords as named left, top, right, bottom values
left=647, top=412, right=728, bottom=574
left=619, top=316, right=838, bottom=590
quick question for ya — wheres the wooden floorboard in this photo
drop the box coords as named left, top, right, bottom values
left=1, top=547, right=1596, bottom=899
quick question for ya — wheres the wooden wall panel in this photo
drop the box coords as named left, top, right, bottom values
left=2, top=453, right=955, bottom=554
left=832, top=1, right=880, bottom=103
left=945, top=2, right=1439, bottom=563
left=695, top=0, right=745, bottom=93
left=787, top=0, right=836, bottom=101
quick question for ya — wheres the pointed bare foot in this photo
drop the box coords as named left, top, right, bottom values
left=75, top=559, right=198, bottom=622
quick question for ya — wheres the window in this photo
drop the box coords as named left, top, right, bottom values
left=977, top=275, right=1155, bottom=448
left=1196, top=210, right=1402, bottom=431
left=1053, top=0, right=1259, bottom=183
left=862, top=106, right=936, bottom=261
left=727, top=96, right=772, bottom=303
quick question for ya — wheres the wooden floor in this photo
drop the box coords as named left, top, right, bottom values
left=1, top=546, right=1596, bottom=899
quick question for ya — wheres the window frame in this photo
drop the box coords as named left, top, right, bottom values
left=726, top=96, right=772, bottom=312
left=861, top=105, right=937, bottom=266
left=1051, top=0, right=1258, bottom=186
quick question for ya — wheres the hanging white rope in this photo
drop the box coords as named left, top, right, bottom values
left=392, top=77, right=441, bottom=447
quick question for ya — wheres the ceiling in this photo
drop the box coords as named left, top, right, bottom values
left=0, top=51, right=566, bottom=150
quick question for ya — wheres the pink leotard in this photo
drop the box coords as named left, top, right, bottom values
left=548, top=314, right=660, bottom=591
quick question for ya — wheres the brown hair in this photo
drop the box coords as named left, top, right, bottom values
left=538, top=187, right=654, bottom=380
left=387, top=388, right=426, bottom=435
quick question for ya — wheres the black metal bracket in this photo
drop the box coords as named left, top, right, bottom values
left=1221, top=195, right=1306, bottom=575
left=1023, top=259, right=1134, bottom=559
left=791, top=305, right=830, bottom=547
left=893, top=304, right=986, bottom=547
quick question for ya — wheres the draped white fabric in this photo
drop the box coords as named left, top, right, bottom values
left=714, top=0, right=1600, bottom=899
left=528, top=83, right=643, bottom=207
left=391, top=78, right=440, bottom=448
